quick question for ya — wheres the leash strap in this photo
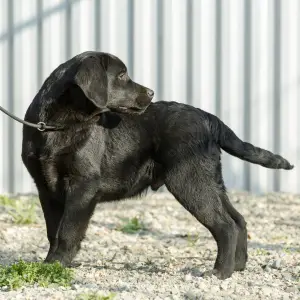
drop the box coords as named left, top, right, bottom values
left=0, top=105, right=108, bottom=132
left=0, top=105, right=58, bottom=131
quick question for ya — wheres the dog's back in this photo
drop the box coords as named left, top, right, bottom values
left=147, top=101, right=293, bottom=171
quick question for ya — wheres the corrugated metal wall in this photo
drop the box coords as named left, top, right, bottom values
left=0, top=0, right=299, bottom=195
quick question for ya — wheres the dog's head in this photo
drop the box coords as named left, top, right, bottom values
left=73, top=51, right=154, bottom=114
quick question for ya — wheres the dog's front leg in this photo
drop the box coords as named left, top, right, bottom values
left=44, top=177, right=100, bottom=266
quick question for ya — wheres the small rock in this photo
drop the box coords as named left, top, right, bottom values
left=84, top=283, right=98, bottom=289
left=184, top=273, right=192, bottom=282
left=285, top=286, right=298, bottom=294
left=281, top=294, right=290, bottom=300
left=270, top=259, right=282, bottom=270
left=190, top=268, right=203, bottom=277
left=1, top=286, right=9, bottom=291
left=262, top=264, right=271, bottom=272
left=170, top=296, right=181, bottom=300
left=210, top=286, right=220, bottom=293
left=185, top=291, right=201, bottom=300
left=281, top=272, right=292, bottom=281
left=220, top=280, right=230, bottom=290
left=72, top=284, right=80, bottom=290
left=261, top=286, right=272, bottom=296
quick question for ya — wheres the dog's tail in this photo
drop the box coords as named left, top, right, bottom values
left=213, top=116, right=294, bottom=170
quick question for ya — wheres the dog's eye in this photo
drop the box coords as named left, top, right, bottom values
left=118, top=71, right=126, bottom=80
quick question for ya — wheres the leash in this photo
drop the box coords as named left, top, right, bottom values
left=0, top=105, right=107, bottom=132
left=0, top=105, right=57, bottom=131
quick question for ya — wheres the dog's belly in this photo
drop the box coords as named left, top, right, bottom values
left=96, top=158, right=156, bottom=201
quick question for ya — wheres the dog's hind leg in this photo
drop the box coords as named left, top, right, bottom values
left=164, top=163, right=238, bottom=280
left=45, top=177, right=100, bottom=266
left=37, top=187, right=65, bottom=261
left=23, top=158, right=65, bottom=261
left=220, top=193, right=248, bottom=271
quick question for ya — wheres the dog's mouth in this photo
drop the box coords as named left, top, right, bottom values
left=110, top=106, right=146, bottom=114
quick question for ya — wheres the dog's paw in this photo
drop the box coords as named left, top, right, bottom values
left=202, top=268, right=233, bottom=280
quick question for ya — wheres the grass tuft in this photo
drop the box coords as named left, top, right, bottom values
left=0, top=195, right=39, bottom=225
left=116, top=217, right=146, bottom=234
left=0, top=260, right=74, bottom=290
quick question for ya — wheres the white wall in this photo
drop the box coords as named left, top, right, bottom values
left=0, top=0, right=299, bottom=194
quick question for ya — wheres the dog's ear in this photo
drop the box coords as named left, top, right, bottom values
left=74, top=55, right=109, bottom=109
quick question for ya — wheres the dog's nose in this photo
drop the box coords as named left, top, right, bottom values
left=147, top=89, right=154, bottom=98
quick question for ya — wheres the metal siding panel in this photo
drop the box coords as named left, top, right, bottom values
left=161, top=0, right=172, bottom=102
left=7, top=0, right=15, bottom=193
left=273, top=0, right=282, bottom=192
left=65, top=0, right=72, bottom=59
left=191, top=0, right=201, bottom=108
left=171, top=0, right=187, bottom=103
left=217, top=0, right=229, bottom=188
left=0, top=0, right=8, bottom=193
left=132, top=0, right=158, bottom=93
left=156, top=0, right=164, bottom=101
left=186, top=0, right=193, bottom=105
left=215, top=0, right=222, bottom=118
left=198, top=0, right=216, bottom=114
left=109, top=0, right=139, bottom=79
left=279, top=0, right=299, bottom=192
left=0, top=0, right=300, bottom=194
left=298, top=0, right=300, bottom=194
left=243, top=0, right=252, bottom=191
left=42, top=7, right=65, bottom=79
left=78, top=0, right=96, bottom=53
left=127, top=0, right=134, bottom=76
left=248, top=0, right=275, bottom=193
left=94, top=0, right=101, bottom=51
left=223, top=0, right=245, bottom=191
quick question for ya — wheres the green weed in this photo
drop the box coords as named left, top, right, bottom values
left=0, top=195, right=38, bottom=225
left=117, top=217, right=146, bottom=234
left=0, top=260, right=74, bottom=290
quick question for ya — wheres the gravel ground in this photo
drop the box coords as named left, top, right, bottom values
left=0, top=191, right=299, bottom=300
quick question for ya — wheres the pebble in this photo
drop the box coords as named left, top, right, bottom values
left=285, top=286, right=299, bottom=294
left=281, top=272, right=293, bottom=281
left=71, top=284, right=80, bottom=290
left=270, top=259, right=282, bottom=270
left=185, top=291, right=201, bottom=300
left=184, top=273, right=193, bottom=282
left=261, top=287, right=273, bottom=296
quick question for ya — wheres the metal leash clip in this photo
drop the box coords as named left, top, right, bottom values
left=37, top=122, right=46, bottom=132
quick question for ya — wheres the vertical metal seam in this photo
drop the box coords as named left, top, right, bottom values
left=156, top=0, right=165, bottom=193
left=273, top=0, right=281, bottom=191
left=215, top=0, right=222, bottom=117
left=186, top=0, right=193, bottom=105
left=65, top=0, right=72, bottom=59
left=156, top=0, right=164, bottom=101
left=128, top=0, right=134, bottom=77
left=298, top=0, right=300, bottom=193
left=244, top=0, right=252, bottom=191
left=7, top=0, right=14, bottom=193
left=37, top=0, right=43, bottom=87
left=94, top=0, right=101, bottom=50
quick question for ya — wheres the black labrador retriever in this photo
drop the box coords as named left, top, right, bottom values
left=22, top=51, right=293, bottom=280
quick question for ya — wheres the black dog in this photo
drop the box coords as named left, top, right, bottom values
left=22, top=51, right=293, bottom=280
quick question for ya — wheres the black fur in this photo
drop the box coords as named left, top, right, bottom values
left=22, top=51, right=293, bottom=280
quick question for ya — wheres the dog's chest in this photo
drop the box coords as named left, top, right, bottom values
left=66, top=127, right=154, bottom=198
